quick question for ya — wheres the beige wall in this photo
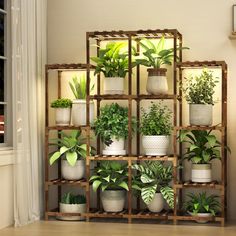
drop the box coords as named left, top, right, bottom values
left=47, top=0, right=236, bottom=220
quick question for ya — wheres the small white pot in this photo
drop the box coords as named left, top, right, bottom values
left=147, top=193, right=164, bottom=213
left=189, top=104, right=213, bottom=126
left=104, top=77, right=124, bottom=94
left=72, top=99, right=94, bottom=126
left=189, top=212, right=212, bottom=223
left=191, top=163, right=211, bottom=183
left=61, top=160, right=85, bottom=180
left=59, top=203, right=86, bottom=221
left=142, top=135, right=170, bottom=156
left=146, top=68, right=168, bottom=95
left=55, top=108, right=71, bottom=126
left=102, top=137, right=126, bottom=155
left=101, top=190, right=126, bottom=212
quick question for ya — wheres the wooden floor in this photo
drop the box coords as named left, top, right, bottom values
left=1, top=221, right=236, bottom=236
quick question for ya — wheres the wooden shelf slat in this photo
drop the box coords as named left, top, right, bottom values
left=176, top=61, right=227, bottom=68
left=174, top=181, right=223, bottom=189
left=46, top=178, right=88, bottom=187
left=46, top=125, right=89, bottom=130
left=174, top=125, right=225, bottom=131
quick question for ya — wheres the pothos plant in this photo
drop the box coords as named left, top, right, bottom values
left=132, top=161, right=174, bottom=208
left=93, top=103, right=136, bottom=146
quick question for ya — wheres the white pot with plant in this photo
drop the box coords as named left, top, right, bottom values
left=91, top=42, right=135, bottom=95
left=90, top=161, right=128, bottom=212
left=179, top=129, right=230, bottom=183
left=50, top=130, right=91, bottom=180
left=59, top=192, right=86, bottom=221
left=140, top=102, right=172, bottom=156
left=69, top=74, right=95, bottom=126
left=132, top=161, right=174, bottom=213
left=136, top=36, right=188, bottom=95
left=184, top=192, right=220, bottom=223
left=93, top=103, right=136, bottom=156
left=182, top=69, right=218, bottom=126
left=50, top=98, right=72, bottom=126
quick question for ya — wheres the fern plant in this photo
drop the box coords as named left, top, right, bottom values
left=61, top=192, right=86, bottom=204
left=132, top=161, right=174, bottom=208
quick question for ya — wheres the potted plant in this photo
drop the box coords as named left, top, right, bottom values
left=179, top=129, right=230, bottom=183
left=50, top=98, right=72, bottom=126
left=140, top=102, right=172, bottom=156
left=93, top=103, right=136, bottom=155
left=132, top=161, right=174, bottom=212
left=182, top=69, right=218, bottom=126
left=91, top=42, right=135, bottom=94
left=49, top=130, right=89, bottom=180
left=69, top=74, right=95, bottom=126
left=136, top=36, right=188, bottom=95
left=89, top=161, right=128, bottom=212
left=59, top=192, right=86, bottom=221
left=183, top=192, right=220, bottom=223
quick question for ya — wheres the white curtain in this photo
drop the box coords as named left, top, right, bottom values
left=12, top=0, right=47, bottom=226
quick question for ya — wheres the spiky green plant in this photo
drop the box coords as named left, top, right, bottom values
left=61, top=192, right=86, bottom=204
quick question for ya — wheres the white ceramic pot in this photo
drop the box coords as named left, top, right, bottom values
left=59, top=203, right=86, bottom=221
left=104, top=77, right=124, bottom=94
left=191, top=163, right=211, bottom=183
left=189, top=104, right=213, bottom=126
left=101, top=190, right=126, bottom=212
left=147, top=193, right=164, bottom=213
left=72, top=100, right=94, bottom=126
left=142, top=135, right=170, bottom=156
left=61, top=160, right=85, bottom=180
left=102, top=137, right=126, bottom=155
left=55, top=108, right=71, bottom=126
left=146, top=68, right=168, bottom=95
left=189, top=212, right=212, bottom=223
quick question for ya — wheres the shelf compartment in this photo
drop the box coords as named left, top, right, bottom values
left=130, top=209, right=171, bottom=219
left=46, top=178, right=88, bottom=187
left=173, top=214, right=223, bottom=223
left=88, top=209, right=129, bottom=218
left=174, top=125, right=225, bottom=131
left=174, top=181, right=223, bottom=189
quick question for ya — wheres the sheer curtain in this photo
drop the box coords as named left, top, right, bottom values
left=11, top=0, right=47, bottom=226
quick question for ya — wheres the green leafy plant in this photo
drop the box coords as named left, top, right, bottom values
left=183, top=192, right=220, bottom=216
left=89, top=161, right=129, bottom=192
left=132, top=161, right=174, bottom=208
left=93, top=103, right=136, bottom=146
left=179, top=130, right=230, bottom=164
left=140, top=102, right=172, bottom=136
left=49, top=130, right=90, bottom=166
left=135, top=36, right=188, bottom=69
left=91, top=42, right=135, bottom=77
left=50, top=98, right=72, bottom=108
left=61, top=192, right=86, bottom=204
left=182, top=69, right=218, bottom=105
left=69, top=74, right=94, bottom=99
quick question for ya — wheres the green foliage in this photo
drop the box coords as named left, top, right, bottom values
left=91, top=42, right=135, bottom=77
left=183, top=192, right=220, bottom=216
left=182, top=69, right=218, bottom=105
left=135, top=36, right=189, bottom=69
left=61, top=192, right=86, bottom=204
left=132, top=161, right=174, bottom=208
left=69, top=74, right=94, bottom=99
left=49, top=130, right=91, bottom=166
left=93, top=103, right=136, bottom=146
left=140, top=102, right=172, bottom=136
left=50, top=98, right=72, bottom=108
left=89, top=161, right=129, bottom=192
left=179, top=130, right=230, bottom=164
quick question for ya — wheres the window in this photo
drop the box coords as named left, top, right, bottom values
left=0, top=0, right=12, bottom=146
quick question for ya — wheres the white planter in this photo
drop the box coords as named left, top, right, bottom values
left=55, top=108, right=71, bottom=126
left=189, top=212, right=212, bottom=223
left=146, top=68, right=168, bottom=95
left=101, top=190, right=126, bottom=212
left=142, top=135, right=170, bottom=156
left=72, top=100, right=94, bottom=126
left=104, top=77, right=124, bottom=95
left=189, top=104, right=213, bottom=126
left=59, top=203, right=86, bottom=221
left=61, top=160, right=85, bottom=180
left=147, top=193, right=164, bottom=213
left=102, top=137, right=126, bottom=155
left=191, top=164, right=211, bottom=183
